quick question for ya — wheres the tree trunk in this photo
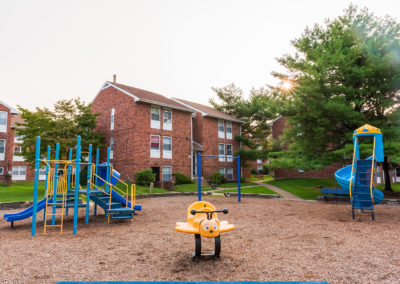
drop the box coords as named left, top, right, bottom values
left=382, top=156, right=393, bottom=192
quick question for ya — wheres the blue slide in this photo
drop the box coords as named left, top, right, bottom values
left=335, top=162, right=384, bottom=204
left=111, top=190, right=142, bottom=211
left=4, top=198, right=52, bottom=222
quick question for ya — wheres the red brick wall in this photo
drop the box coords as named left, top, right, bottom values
left=199, top=116, right=241, bottom=181
left=91, top=86, right=192, bottom=186
left=0, top=104, right=12, bottom=183
left=192, top=112, right=203, bottom=144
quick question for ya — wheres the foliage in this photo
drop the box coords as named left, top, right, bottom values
left=16, top=98, right=103, bottom=166
left=268, top=5, right=400, bottom=190
left=172, top=172, right=194, bottom=184
left=135, top=169, right=156, bottom=186
left=210, top=171, right=225, bottom=186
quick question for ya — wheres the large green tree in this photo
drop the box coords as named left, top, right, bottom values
left=269, top=5, right=400, bottom=190
left=16, top=98, right=103, bottom=165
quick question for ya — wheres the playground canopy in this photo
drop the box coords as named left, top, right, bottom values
left=353, top=124, right=384, bottom=163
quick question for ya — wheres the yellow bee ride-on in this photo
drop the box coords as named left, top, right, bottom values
left=175, top=201, right=235, bottom=260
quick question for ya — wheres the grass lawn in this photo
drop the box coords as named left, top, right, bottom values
left=173, top=184, right=213, bottom=192
left=250, top=174, right=274, bottom=182
left=216, top=186, right=276, bottom=195
left=218, top=182, right=256, bottom=188
left=376, top=183, right=400, bottom=192
left=266, top=178, right=339, bottom=200
left=0, top=181, right=46, bottom=202
left=113, top=181, right=169, bottom=195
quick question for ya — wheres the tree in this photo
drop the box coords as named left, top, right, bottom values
left=16, top=98, right=103, bottom=165
left=210, top=84, right=278, bottom=166
left=269, top=5, right=400, bottom=190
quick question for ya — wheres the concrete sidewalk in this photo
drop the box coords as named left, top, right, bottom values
left=253, top=180, right=303, bottom=200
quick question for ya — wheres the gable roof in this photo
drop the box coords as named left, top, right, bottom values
left=172, top=98, right=244, bottom=123
left=0, top=100, right=19, bottom=114
left=94, top=81, right=193, bottom=113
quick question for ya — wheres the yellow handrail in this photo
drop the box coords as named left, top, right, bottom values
left=349, top=137, right=358, bottom=200
left=370, top=137, right=376, bottom=204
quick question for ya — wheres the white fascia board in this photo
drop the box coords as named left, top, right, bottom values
left=170, top=98, right=207, bottom=115
left=91, top=81, right=139, bottom=104
left=0, top=101, right=19, bottom=114
left=203, top=113, right=245, bottom=124
left=139, top=99, right=194, bottom=113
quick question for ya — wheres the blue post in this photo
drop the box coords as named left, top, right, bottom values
left=94, top=148, right=99, bottom=216
left=106, top=147, right=110, bottom=193
left=43, top=145, right=51, bottom=220
left=73, top=136, right=81, bottom=235
left=31, top=136, right=41, bottom=236
left=52, top=143, right=60, bottom=225
left=66, top=148, right=72, bottom=216
left=85, top=144, right=92, bottom=224
left=237, top=156, right=241, bottom=202
left=197, top=153, right=201, bottom=201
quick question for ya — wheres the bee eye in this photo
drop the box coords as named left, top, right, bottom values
left=204, top=224, right=210, bottom=230
left=213, top=224, right=218, bottom=230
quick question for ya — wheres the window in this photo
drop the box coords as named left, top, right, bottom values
left=227, top=144, right=233, bottom=162
left=226, top=122, right=232, bottom=139
left=227, top=168, right=233, bottom=181
left=0, top=167, right=3, bottom=175
left=110, top=108, right=115, bottom=130
left=163, top=136, right=172, bottom=159
left=0, top=111, right=7, bottom=132
left=39, top=167, right=47, bottom=180
left=298, top=169, right=304, bottom=173
left=163, top=109, right=172, bottom=131
left=219, top=167, right=225, bottom=176
left=162, top=166, right=172, bottom=182
left=12, top=166, right=26, bottom=181
left=218, top=143, right=225, bottom=162
left=150, top=135, right=160, bottom=158
left=13, top=146, right=24, bottom=162
left=257, top=159, right=262, bottom=164
left=0, top=139, right=5, bottom=160
left=151, top=106, right=160, bottom=129
left=110, top=137, right=114, bottom=159
left=218, top=120, right=225, bottom=138
left=14, top=134, right=23, bottom=143
left=257, top=166, right=263, bottom=173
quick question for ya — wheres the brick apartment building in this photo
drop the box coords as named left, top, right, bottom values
left=91, top=79, right=245, bottom=187
left=172, top=98, right=244, bottom=181
left=0, top=101, right=40, bottom=184
left=271, top=116, right=400, bottom=183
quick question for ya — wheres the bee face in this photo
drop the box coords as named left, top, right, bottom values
left=199, top=220, right=219, bottom=238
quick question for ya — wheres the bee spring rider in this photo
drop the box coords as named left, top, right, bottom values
left=175, top=201, right=235, bottom=260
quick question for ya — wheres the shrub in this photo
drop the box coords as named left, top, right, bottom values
left=135, top=169, right=155, bottom=186
left=173, top=172, right=193, bottom=184
left=251, top=168, right=257, bottom=175
left=210, top=171, right=225, bottom=186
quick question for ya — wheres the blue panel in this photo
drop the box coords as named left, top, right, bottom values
left=97, top=162, right=120, bottom=186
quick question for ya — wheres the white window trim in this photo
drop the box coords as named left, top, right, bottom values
left=226, top=144, right=233, bottom=162
left=110, top=108, right=115, bottom=130
left=218, top=143, right=225, bottom=162
left=14, top=134, right=23, bottom=143
left=151, top=106, right=161, bottom=129
left=110, top=137, right=114, bottom=159
left=162, top=166, right=172, bottom=182
left=226, top=121, right=232, bottom=139
left=218, top=120, right=225, bottom=139
left=39, top=167, right=47, bottom=180
left=0, top=111, right=7, bottom=133
left=12, top=166, right=26, bottom=181
left=163, top=108, right=172, bottom=131
left=219, top=167, right=226, bottom=177
left=163, top=136, right=172, bottom=159
left=13, top=146, right=25, bottom=162
left=0, top=167, right=3, bottom=175
left=150, top=135, right=161, bottom=158
left=0, top=139, right=5, bottom=161
left=257, top=159, right=262, bottom=164
left=227, top=168, right=233, bottom=181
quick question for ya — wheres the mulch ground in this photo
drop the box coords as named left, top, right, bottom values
left=1, top=196, right=400, bottom=284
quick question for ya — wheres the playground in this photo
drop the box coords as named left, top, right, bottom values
left=1, top=196, right=400, bottom=283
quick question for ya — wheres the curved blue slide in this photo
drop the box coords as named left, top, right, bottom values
left=4, top=198, right=52, bottom=222
left=335, top=164, right=384, bottom=204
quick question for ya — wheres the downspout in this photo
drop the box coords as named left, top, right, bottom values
left=190, top=115, right=193, bottom=179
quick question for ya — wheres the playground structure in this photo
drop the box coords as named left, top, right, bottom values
left=335, top=124, right=384, bottom=220
left=197, top=153, right=241, bottom=202
left=175, top=201, right=235, bottom=259
left=3, top=136, right=142, bottom=236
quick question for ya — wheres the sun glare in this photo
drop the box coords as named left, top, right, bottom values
left=282, top=80, right=292, bottom=90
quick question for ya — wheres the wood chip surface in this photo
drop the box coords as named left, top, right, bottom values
left=1, top=196, right=400, bottom=284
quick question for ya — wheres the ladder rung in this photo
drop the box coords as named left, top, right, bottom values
left=45, top=214, right=65, bottom=216
left=45, top=225, right=63, bottom=227
left=47, top=203, right=64, bottom=205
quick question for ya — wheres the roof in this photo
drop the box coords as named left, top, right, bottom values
left=0, top=100, right=19, bottom=114
left=354, top=124, right=381, bottom=135
left=11, top=114, right=25, bottom=128
left=95, top=81, right=193, bottom=113
left=172, top=98, right=244, bottom=123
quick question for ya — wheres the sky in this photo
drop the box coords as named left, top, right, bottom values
left=1, top=0, right=399, bottom=110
